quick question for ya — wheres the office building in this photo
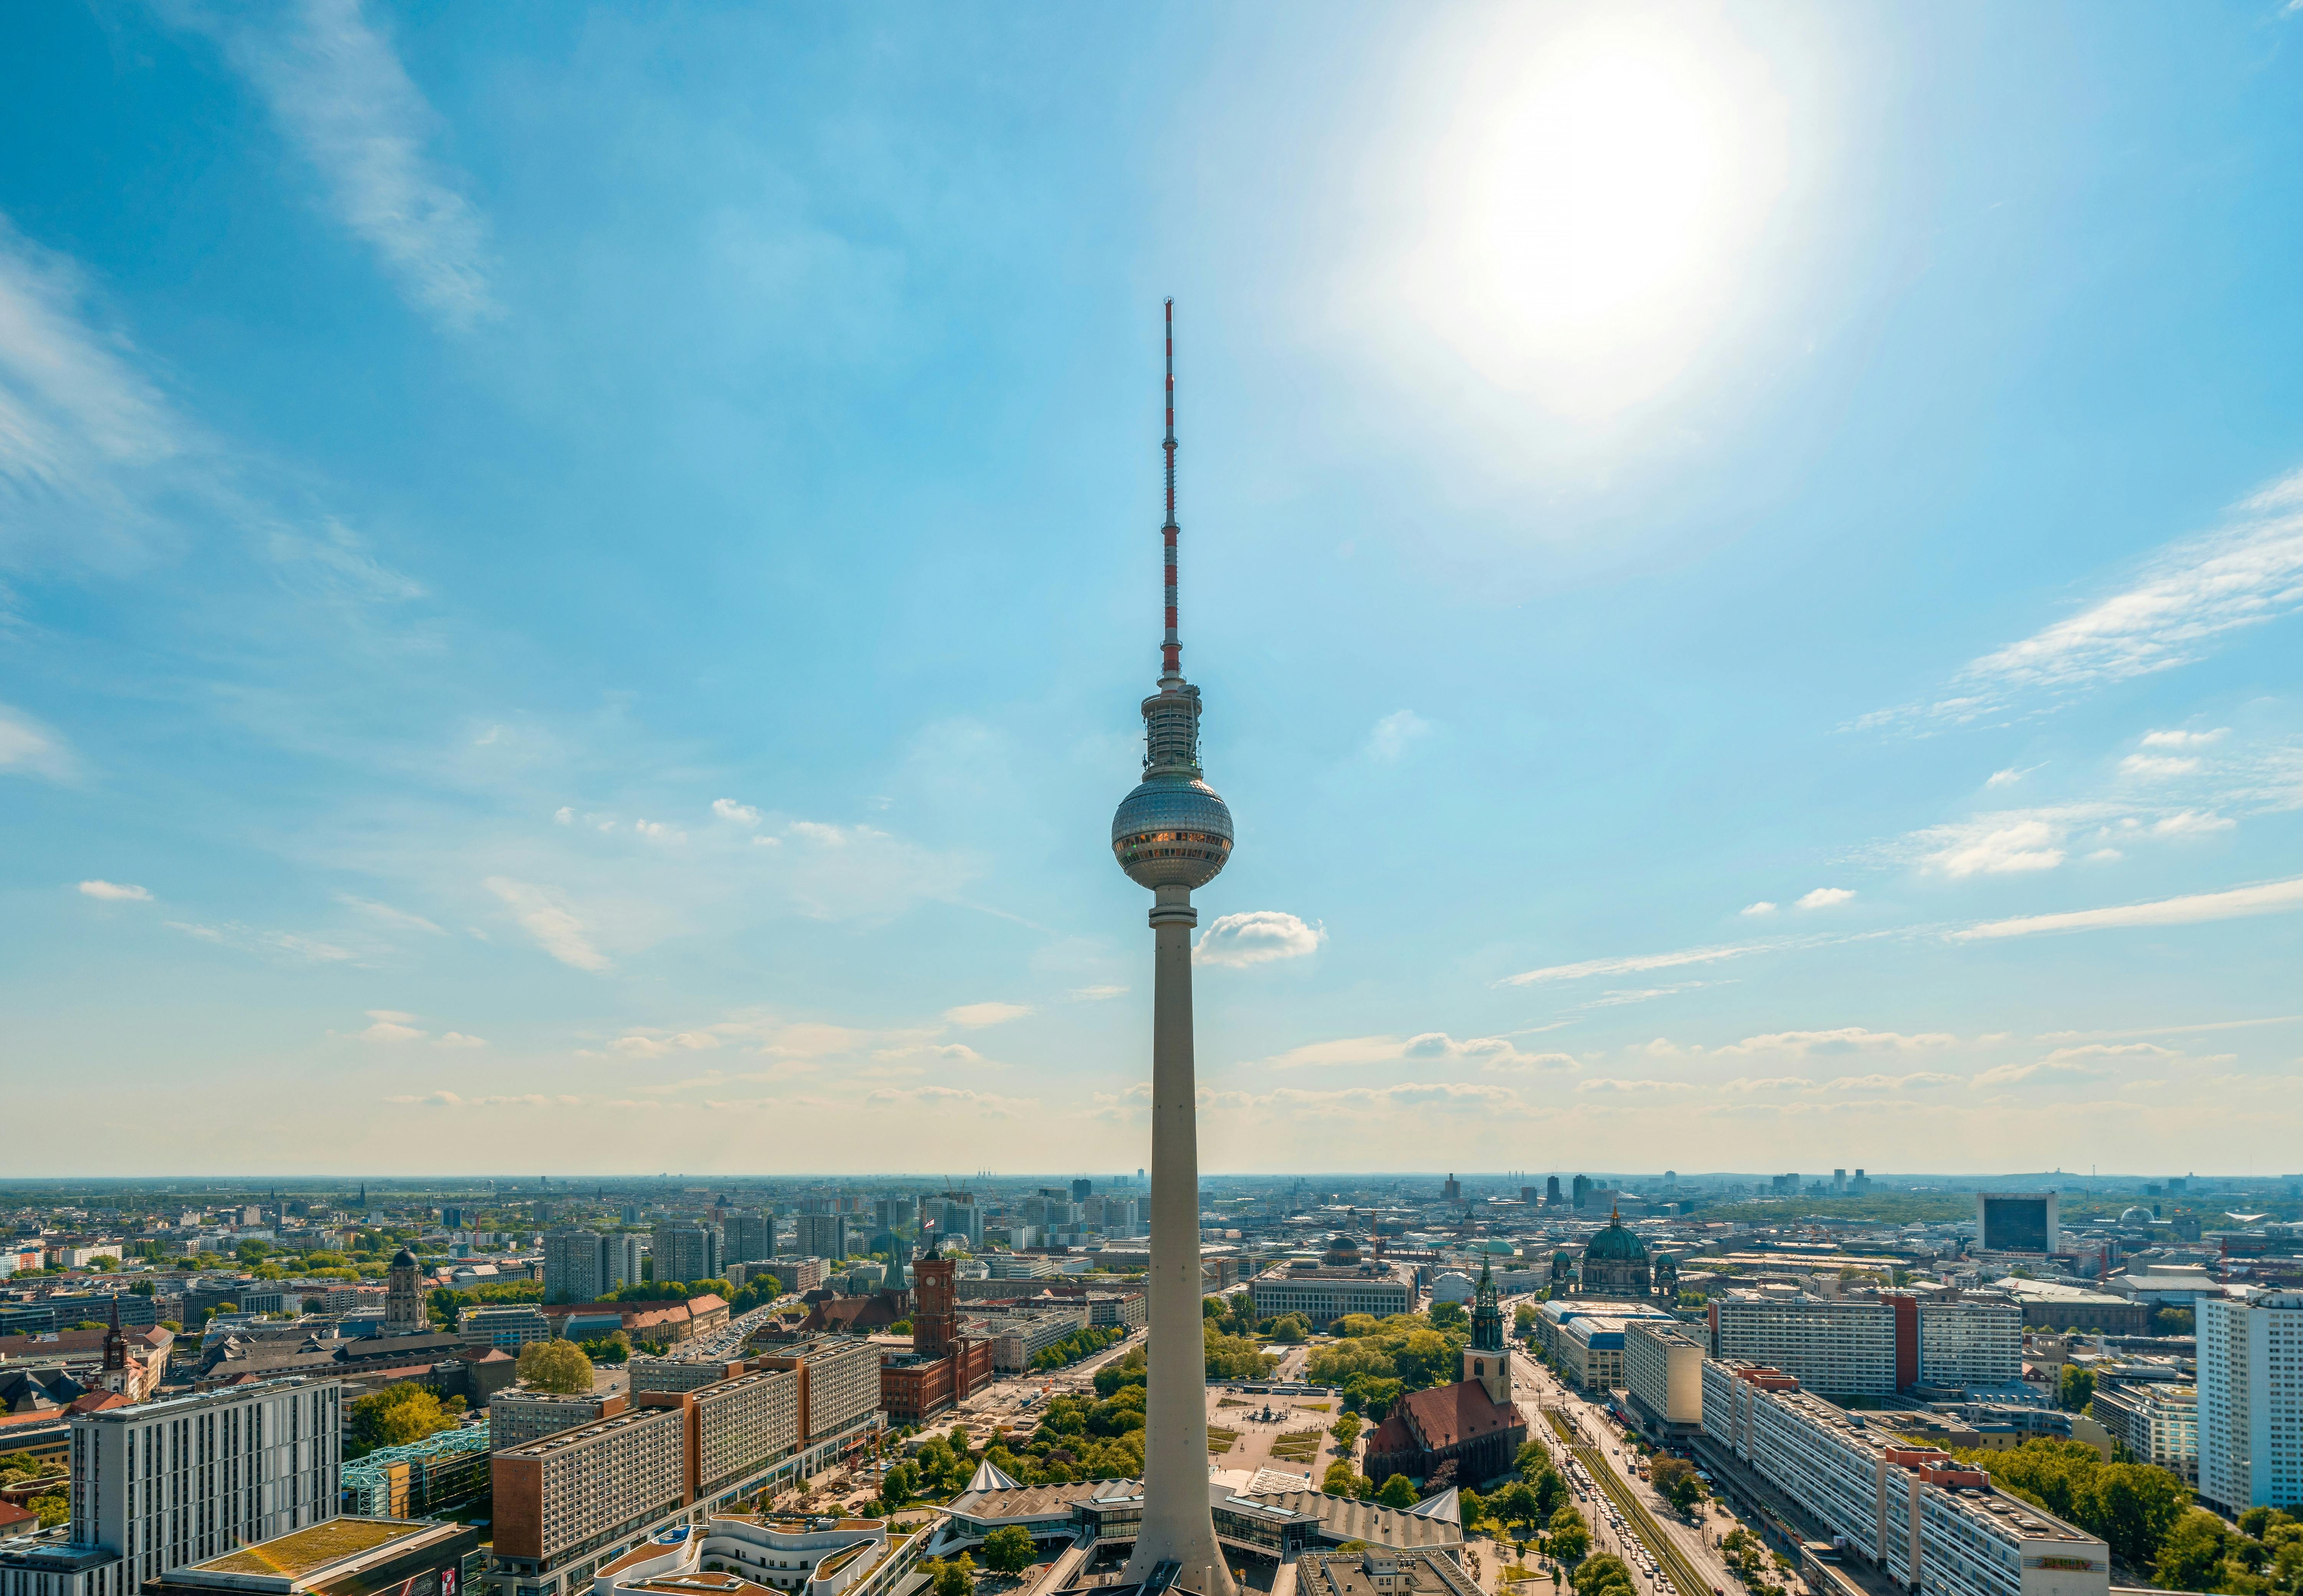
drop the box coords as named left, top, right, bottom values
left=1702, top=1360, right=2109, bottom=1596
left=1250, top=1259, right=1416, bottom=1328
left=916, top=1195, right=980, bottom=1249
left=1071, top=1178, right=1094, bottom=1203
left=793, top=1214, right=852, bottom=1263
left=2092, top=1382, right=2197, bottom=1485
left=723, top=1213, right=773, bottom=1266
left=489, top=1390, right=628, bottom=1452
left=653, top=1223, right=724, bottom=1286
left=2198, top=1287, right=2303, bottom=1514
left=461, top=1304, right=553, bottom=1351
left=1992, top=1277, right=2148, bottom=1335
left=1624, top=1321, right=1705, bottom=1438
left=872, top=1198, right=910, bottom=1237
left=1976, top=1192, right=2059, bottom=1255
left=1546, top=1176, right=1562, bottom=1206
left=1557, top=1310, right=1676, bottom=1393
left=1571, top=1175, right=1594, bottom=1210
left=0, top=1379, right=341, bottom=1596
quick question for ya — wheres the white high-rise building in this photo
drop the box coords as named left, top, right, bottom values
left=2198, top=1287, right=2303, bottom=1514
left=0, top=1379, right=341, bottom=1596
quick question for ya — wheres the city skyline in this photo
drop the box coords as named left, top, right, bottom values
left=5, top=5, right=2303, bottom=1175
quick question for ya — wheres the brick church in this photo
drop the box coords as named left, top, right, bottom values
left=1362, top=1258, right=1526, bottom=1490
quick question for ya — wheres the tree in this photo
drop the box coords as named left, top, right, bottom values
left=1323, top=1461, right=1360, bottom=1496
left=518, top=1338, right=596, bottom=1393
left=981, top=1527, right=1036, bottom=1575
left=1377, top=1474, right=1419, bottom=1510
left=2058, top=1365, right=2095, bottom=1413
left=1202, top=1296, right=1224, bottom=1319
left=1547, top=1504, right=1589, bottom=1563
left=2152, top=1510, right=2227, bottom=1592
left=1332, top=1411, right=1362, bottom=1447
left=579, top=1331, right=632, bottom=1365
left=347, top=1385, right=462, bottom=1456
left=1652, top=1457, right=1703, bottom=1513
left=1429, top=1300, right=1469, bottom=1329
left=928, top=1554, right=975, bottom=1596
left=1531, top=1468, right=1568, bottom=1519
left=1269, top=1314, right=1311, bottom=1345
left=1573, top=1555, right=1635, bottom=1596
left=1490, top=1480, right=1541, bottom=1531
left=30, top=1495, right=68, bottom=1529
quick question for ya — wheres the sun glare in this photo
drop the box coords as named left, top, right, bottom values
left=1397, top=12, right=1790, bottom=420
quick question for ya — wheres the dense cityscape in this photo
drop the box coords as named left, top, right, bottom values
left=1, top=1171, right=2298, bottom=1596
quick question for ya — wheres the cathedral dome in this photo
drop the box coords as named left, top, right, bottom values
left=1321, top=1234, right=1362, bottom=1266
left=1583, top=1223, right=1649, bottom=1263
left=390, top=1248, right=418, bottom=1269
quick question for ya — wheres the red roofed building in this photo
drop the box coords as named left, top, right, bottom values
left=1363, top=1261, right=1525, bottom=1489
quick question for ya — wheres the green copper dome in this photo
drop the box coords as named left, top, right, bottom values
left=1583, top=1220, right=1649, bottom=1263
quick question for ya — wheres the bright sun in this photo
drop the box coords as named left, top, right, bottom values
left=1396, top=11, right=1790, bottom=421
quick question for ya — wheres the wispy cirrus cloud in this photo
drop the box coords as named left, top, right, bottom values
left=483, top=876, right=610, bottom=971
left=1951, top=873, right=2303, bottom=942
left=78, top=879, right=152, bottom=902
left=1857, top=464, right=2303, bottom=730
left=170, top=0, right=497, bottom=330
left=1364, top=710, right=1432, bottom=761
left=0, top=702, right=80, bottom=782
left=942, top=1001, right=1031, bottom=1028
left=1501, top=933, right=1846, bottom=986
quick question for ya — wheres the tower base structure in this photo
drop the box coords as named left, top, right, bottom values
left=1119, top=883, right=1236, bottom=1596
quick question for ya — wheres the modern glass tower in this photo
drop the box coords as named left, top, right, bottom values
left=1110, top=300, right=1236, bottom=1596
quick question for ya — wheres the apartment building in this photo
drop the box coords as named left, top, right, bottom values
left=1701, top=1360, right=2108, bottom=1596
left=1710, top=1294, right=1903, bottom=1395
left=724, top=1214, right=775, bottom=1266
left=1919, top=1300, right=2024, bottom=1391
left=488, top=1356, right=876, bottom=1596
left=2198, top=1287, right=2303, bottom=1514
left=751, top=1338, right=881, bottom=1442
left=0, top=1379, right=342, bottom=1596
left=544, top=1230, right=643, bottom=1306
left=1624, top=1321, right=1705, bottom=1438
left=978, top=1307, right=1093, bottom=1372
left=653, top=1224, right=724, bottom=1287
left=489, top=1391, right=628, bottom=1453
left=461, top=1305, right=554, bottom=1351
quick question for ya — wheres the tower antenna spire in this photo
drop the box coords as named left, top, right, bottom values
left=1161, top=297, right=1181, bottom=683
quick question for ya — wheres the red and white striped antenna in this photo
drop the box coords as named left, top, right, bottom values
left=1161, top=298, right=1182, bottom=683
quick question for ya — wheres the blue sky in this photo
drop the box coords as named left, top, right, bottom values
left=4, top=2, right=2301, bottom=1178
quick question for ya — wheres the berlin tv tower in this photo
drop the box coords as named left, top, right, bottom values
left=1110, top=299, right=1236, bottom=1596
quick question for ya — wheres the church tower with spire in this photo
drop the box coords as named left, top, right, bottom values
left=1464, top=1255, right=1511, bottom=1405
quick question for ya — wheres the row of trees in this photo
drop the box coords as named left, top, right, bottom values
left=2155, top=1506, right=2303, bottom=1596
left=1028, top=1324, right=1124, bottom=1371
left=1954, top=1438, right=2191, bottom=1573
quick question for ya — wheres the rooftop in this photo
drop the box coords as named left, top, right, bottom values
left=189, top=1518, right=429, bottom=1578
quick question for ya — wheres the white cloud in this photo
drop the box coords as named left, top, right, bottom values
left=1985, top=766, right=2037, bottom=787
left=633, top=819, right=684, bottom=842
left=175, top=0, right=496, bottom=330
left=437, top=1032, right=487, bottom=1049
left=167, top=920, right=354, bottom=962
left=334, top=894, right=444, bottom=934
left=1069, top=985, right=1129, bottom=1002
left=78, top=880, right=152, bottom=901
left=1951, top=874, right=2303, bottom=941
left=1717, top=1076, right=1814, bottom=1093
left=610, top=1030, right=722, bottom=1058
left=1921, top=819, right=2067, bottom=878
left=1714, top=1027, right=1959, bottom=1060
left=1577, top=1078, right=1699, bottom=1094
left=1973, top=1043, right=2176, bottom=1088
left=1, top=704, right=78, bottom=782
left=942, top=1002, right=1032, bottom=1028
left=2153, top=809, right=2235, bottom=837
left=1797, top=887, right=1855, bottom=909
left=1859, top=467, right=2303, bottom=725
left=1261, top=1031, right=1573, bottom=1073
left=1818, top=1071, right=1961, bottom=1091
left=2141, top=728, right=2227, bottom=748
left=483, top=876, right=610, bottom=970
left=773, top=820, right=978, bottom=921
left=862, top=1084, right=1039, bottom=1118
left=1194, top=910, right=1325, bottom=968
left=357, top=1010, right=426, bottom=1042
left=1365, top=710, right=1432, bottom=762
left=553, top=806, right=574, bottom=825
left=712, top=798, right=762, bottom=825
left=1501, top=935, right=1832, bottom=986
left=2121, top=753, right=2200, bottom=778
left=1740, top=901, right=1777, bottom=916
left=2088, top=847, right=2124, bottom=862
